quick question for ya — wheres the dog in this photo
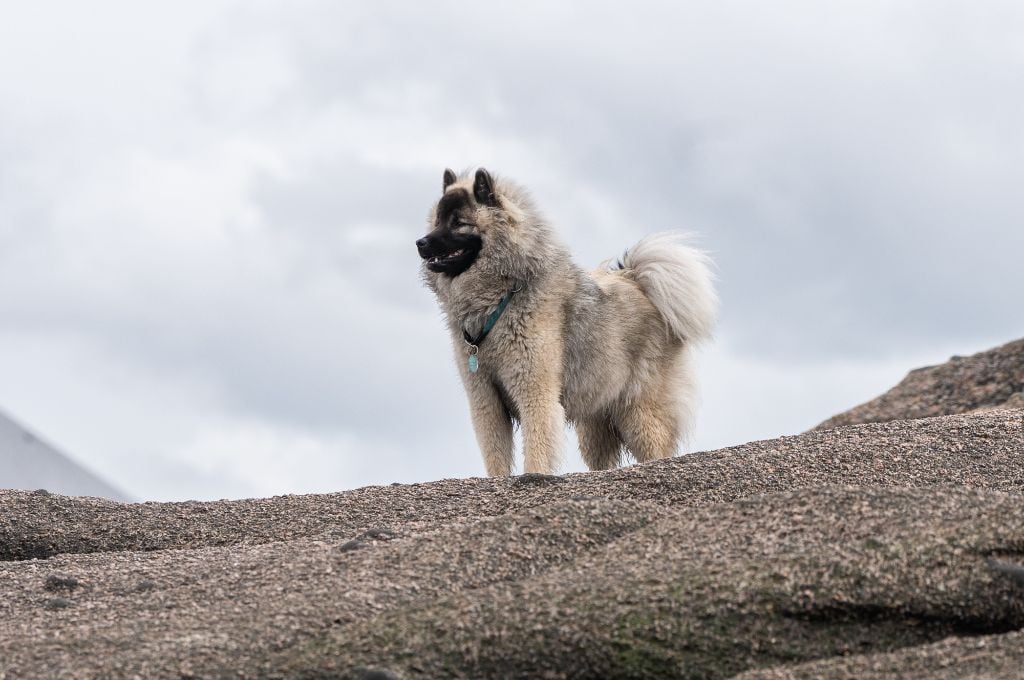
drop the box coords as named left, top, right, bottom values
left=417, top=168, right=717, bottom=476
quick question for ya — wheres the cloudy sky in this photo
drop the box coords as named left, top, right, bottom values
left=1, top=2, right=1021, bottom=501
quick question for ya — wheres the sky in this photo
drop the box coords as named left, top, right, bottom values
left=1, top=1, right=1021, bottom=501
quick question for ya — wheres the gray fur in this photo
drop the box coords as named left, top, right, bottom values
left=421, top=168, right=717, bottom=475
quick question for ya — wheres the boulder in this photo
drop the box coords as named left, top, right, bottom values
left=1, top=410, right=1023, bottom=678
left=815, top=338, right=1024, bottom=430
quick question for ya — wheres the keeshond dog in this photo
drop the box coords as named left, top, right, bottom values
left=418, top=168, right=717, bottom=476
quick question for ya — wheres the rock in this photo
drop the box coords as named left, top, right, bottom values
left=989, top=560, right=1024, bottom=588
left=3, top=412, right=1023, bottom=562
left=1, top=340, right=1023, bottom=677
left=41, top=597, right=73, bottom=611
left=348, top=668, right=402, bottom=680
left=43, top=574, right=80, bottom=592
left=816, top=338, right=1024, bottom=429
left=2, top=475, right=1023, bottom=677
left=338, top=539, right=369, bottom=553
left=735, top=630, right=1024, bottom=679
left=512, top=472, right=566, bottom=487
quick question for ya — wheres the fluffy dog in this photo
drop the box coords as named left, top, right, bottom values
left=418, top=168, right=716, bottom=475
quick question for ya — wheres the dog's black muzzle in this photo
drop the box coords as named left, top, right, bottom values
left=416, top=231, right=482, bottom=276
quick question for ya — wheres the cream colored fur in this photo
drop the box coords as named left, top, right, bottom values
left=422, top=170, right=716, bottom=475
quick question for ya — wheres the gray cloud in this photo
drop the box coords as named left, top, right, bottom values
left=0, top=1, right=1021, bottom=499
left=234, top=1, right=1024, bottom=357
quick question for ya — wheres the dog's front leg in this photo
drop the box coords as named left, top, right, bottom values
left=508, top=345, right=565, bottom=475
left=464, top=378, right=515, bottom=476
left=520, top=389, right=564, bottom=475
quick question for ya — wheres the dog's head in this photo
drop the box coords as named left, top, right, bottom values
left=417, top=167, right=503, bottom=277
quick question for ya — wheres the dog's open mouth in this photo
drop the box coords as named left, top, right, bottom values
left=427, top=248, right=466, bottom=266
left=420, top=236, right=482, bottom=276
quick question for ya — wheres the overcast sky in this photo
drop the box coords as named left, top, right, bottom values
left=1, top=2, right=1021, bottom=501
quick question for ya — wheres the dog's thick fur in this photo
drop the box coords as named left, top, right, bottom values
left=418, top=168, right=717, bottom=476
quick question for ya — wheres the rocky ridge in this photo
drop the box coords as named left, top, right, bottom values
left=1, top=340, right=1023, bottom=678
left=815, top=337, right=1024, bottom=429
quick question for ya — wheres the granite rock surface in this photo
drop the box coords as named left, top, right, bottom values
left=1, top=341, right=1023, bottom=678
left=816, top=338, right=1024, bottom=430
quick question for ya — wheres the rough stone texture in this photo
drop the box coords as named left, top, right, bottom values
left=4, top=412, right=1024, bottom=563
left=0, top=409, right=1022, bottom=678
left=3, top=338, right=1024, bottom=678
left=267, top=485, right=1024, bottom=680
left=734, top=629, right=1024, bottom=680
left=816, top=338, right=1024, bottom=430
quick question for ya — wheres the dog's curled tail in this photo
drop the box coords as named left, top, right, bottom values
left=618, top=232, right=717, bottom=344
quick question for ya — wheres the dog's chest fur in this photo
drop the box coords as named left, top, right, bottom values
left=432, top=262, right=661, bottom=424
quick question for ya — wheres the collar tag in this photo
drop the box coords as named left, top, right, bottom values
left=460, top=283, right=521, bottom=374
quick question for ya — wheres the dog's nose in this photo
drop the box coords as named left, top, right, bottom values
left=416, top=236, right=435, bottom=259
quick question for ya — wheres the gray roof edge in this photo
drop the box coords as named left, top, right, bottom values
left=0, top=408, right=132, bottom=502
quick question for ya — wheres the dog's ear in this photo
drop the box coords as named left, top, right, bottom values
left=442, top=168, right=457, bottom=192
left=473, top=168, right=497, bottom=206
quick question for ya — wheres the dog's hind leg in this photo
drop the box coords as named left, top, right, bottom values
left=465, top=380, right=515, bottom=476
left=577, top=414, right=622, bottom=470
left=617, top=398, right=680, bottom=463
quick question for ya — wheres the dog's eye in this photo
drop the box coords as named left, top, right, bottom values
left=456, top=222, right=475, bottom=229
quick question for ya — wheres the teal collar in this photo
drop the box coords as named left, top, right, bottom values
left=461, top=283, right=521, bottom=373
left=462, top=286, right=518, bottom=346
